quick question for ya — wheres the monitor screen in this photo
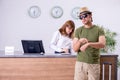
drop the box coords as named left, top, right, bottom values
left=21, top=40, right=45, bottom=54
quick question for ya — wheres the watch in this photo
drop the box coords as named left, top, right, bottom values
left=28, top=6, right=41, bottom=18
left=71, top=7, right=80, bottom=19
left=51, top=6, right=63, bottom=19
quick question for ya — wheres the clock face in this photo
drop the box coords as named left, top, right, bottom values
left=71, top=7, right=80, bottom=19
left=28, top=6, right=41, bottom=18
left=51, top=6, right=63, bottom=19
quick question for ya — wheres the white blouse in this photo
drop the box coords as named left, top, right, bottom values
left=50, top=31, right=73, bottom=52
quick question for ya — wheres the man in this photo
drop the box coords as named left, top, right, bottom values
left=73, top=7, right=106, bottom=80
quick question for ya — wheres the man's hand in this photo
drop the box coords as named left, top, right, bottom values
left=80, top=43, right=89, bottom=52
left=73, top=38, right=88, bottom=52
left=79, top=38, right=88, bottom=44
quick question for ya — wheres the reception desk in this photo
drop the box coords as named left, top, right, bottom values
left=0, top=53, right=118, bottom=80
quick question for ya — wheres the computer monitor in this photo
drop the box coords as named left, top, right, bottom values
left=21, top=40, right=45, bottom=54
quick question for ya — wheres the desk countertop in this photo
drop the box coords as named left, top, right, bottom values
left=0, top=51, right=118, bottom=58
left=0, top=52, right=76, bottom=58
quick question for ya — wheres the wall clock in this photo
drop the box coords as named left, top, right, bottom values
left=71, top=7, right=80, bottom=19
left=51, top=6, right=63, bottom=19
left=28, top=6, right=41, bottom=18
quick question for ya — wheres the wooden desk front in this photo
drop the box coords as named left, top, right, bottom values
left=0, top=54, right=118, bottom=80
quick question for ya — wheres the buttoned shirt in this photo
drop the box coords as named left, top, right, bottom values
left=50, top=31, right=72, bottom=52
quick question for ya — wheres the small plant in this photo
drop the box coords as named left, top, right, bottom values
left=99, top=26, right=120, bottom=67
left=118, top=59, right=120, bottom=68
left=100, top=27, right=117, bottom=53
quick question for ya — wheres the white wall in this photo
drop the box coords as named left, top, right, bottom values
left=0, top=0, right=120, bottom=57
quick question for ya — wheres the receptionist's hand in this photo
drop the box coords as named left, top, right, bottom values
left=62, top=48, right=69, bottom=53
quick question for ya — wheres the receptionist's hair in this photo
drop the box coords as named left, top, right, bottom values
left=59, top=20, right=75, bottom=39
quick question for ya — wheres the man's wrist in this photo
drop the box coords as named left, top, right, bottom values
left=87, top=42, right=91, bottom=47
left=78, top=39, right=82, bottom=43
